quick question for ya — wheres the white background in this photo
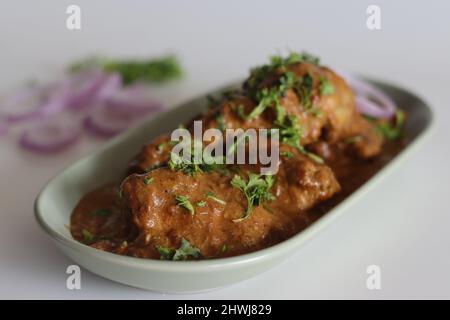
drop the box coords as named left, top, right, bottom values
left=0, top=0, right=449, bottom=299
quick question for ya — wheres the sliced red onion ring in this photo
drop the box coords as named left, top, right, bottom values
left=62, top=69, right=112, bottom=109
left=84, top=100, right=163, bottom=137
left=337, top=70, right=396, bottom=119
left=105, top=84, right=163, bottom=114
left=19, top=113, right=82, bottom=153
left=95, top=73, right=122, bottom=101
left=0, top=84, right=49, bottom=122
left=0, top=118, right=8, bottom=136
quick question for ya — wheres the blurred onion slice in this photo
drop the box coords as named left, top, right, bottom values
left=0, top=118, right=8, bottom=136
left=19, top=113, right=82, bottom=153
left=337, top=70, right=396, bottom=119
left=62, top=69, right=114, bottom=109
left=0, top=84, right=51, bottom=122
left=105, top=84, right=162, bottom=114
left=84, top=99, right=163, bottom=137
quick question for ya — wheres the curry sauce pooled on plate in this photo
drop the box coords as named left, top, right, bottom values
left=71, top=52, right=407, bottom=260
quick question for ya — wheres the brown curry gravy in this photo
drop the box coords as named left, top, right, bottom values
left=70, top=139, right=406, bottom=259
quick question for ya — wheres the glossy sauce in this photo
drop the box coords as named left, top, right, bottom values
left=71, top=139, right=406, bottom=259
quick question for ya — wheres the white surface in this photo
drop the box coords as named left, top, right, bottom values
left=0, top=0, right=449, bottom=299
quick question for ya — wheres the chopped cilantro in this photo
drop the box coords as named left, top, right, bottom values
left=344, top=135, right=363, bottom=144
left=215, top=113, right=226, bottom=131
left=280, top=151, right=294, bottom=159
left=206, top=191, right=226, bottom=205
left=319, top=77, right=334, bottom=95
left=276, top=115, right=323, bottom=164
left=196, top=200, right=207, bottom=207
left=87, top=209, right=112, bottom=217
left=231, top=173, right=274, bottom=222
left=155, top=245, right=176, bottom=260
left=71, top=55, right=182, bottom=85
left=375, top=110, right=405, bottom=140
left=294, top=73, right=314, bottom=110
left=156, top=238, right=201, bottom=261
left=156, top=143, right=165, bottom=153
left=168, top=142, right=225, bottom=176
left=143, top=176, right=153, bottom=185
left=81, top=229, right=95, bottom=243
left=175, top=195, right=195, bottom=215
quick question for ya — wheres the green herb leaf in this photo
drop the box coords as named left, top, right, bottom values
left=319, top=77, right=334, bottom=95
left=231, top=173, right=274, bottom=222
left=156, top=143, right=165, bottom=153
left=276, top=115, right=323, bottom=164
left=155, top=245, right=176, bottom=260
left=280, top=151, right=294, bottom=159
left=195, top=200, right=207, bottom=207
left=206, top=191, right=227, bottom=205
left=87, top=208, right=112, bottom=217
left=173, top=238, right=201, bottom=260
left=294, top=73, right=314, bottom=110
left=168, top=142, right=226, bottom=176
left=175, top=195, right=195, bottom=215
left=71, top=55, right=182, bottom=85
left=156, top=238, right=201, bottom=261
left=344, top=135, right=363, bottom=144
left=215, top=113, right=226, bottom=131
left=82, top=229, right=95, bottom=243
left=375, top=110, right=405, bottom=140
left=143, top=176, right=153, bottom=185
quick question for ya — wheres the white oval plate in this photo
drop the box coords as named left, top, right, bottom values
left=35, top=78, right=434, bottom=293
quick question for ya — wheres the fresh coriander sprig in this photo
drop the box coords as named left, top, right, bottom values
left=70, top=55, right=182, bottom=85
left=168, top=143, right=226, bottom=176
left=374, top=110, right=405, bottom=140
left=155, top=238, right=201, bottom=261
left=319, top=77, right=334, bottom=95
left=231, top=173, right=274, bottom=222
left=81, top=229, right=95, bottom=243
left=175, top=195, right=195, bottom=215
left=87, top=208, right=112, bottom=217
left=206, top=191, right=226, bottom=205
left=143, top=176, right=153, bottom=185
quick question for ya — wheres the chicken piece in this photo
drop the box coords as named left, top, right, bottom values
left=120, top=153, right=340, bottom=259
left=128, top=61, right=383, bottom=174
left=128, top=134, right=171, bottom=174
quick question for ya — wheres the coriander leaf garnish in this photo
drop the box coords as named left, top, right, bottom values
left=156, top=238, right=201, bottom=261
left=196, top=200, right=207, bottom=207
left=231, top=173, right=274, bottom=222
left=156, top=142, right=165, bottom=153
left=175, top=195, right=195, bottom=215
left=143, top=176, right=153, bottom=185
left=206, top=191, right=226, bottom=205
left=168, top=142, right=226, bottom=176
left=236, top=104, right=246, bottom=120
left=344, top=135, right=363, bottom=144
left=375, top=110, right=405, bottom=140
left=155, top=245, right=176, bottom=260
left=215, top=113, right=226, bottom=131
left=276, top=115, right=324, bottom=164
left=219, top=244, right=227, bottom=255
left=173, top=238, right=201, bottom=260
left=81, top=229, right=95, bottom=243
left=87, top=208, right=112, bottom=217
left=280, top=151, right=294, bottom=159
left=71, top=55, right=182, bottom=85
left=319, top=77, right=334, bottom=95
left=294, top=73, right=314, bottom=110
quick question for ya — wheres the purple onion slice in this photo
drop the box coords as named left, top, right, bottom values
left=19, top=113, right=82, bottom=153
